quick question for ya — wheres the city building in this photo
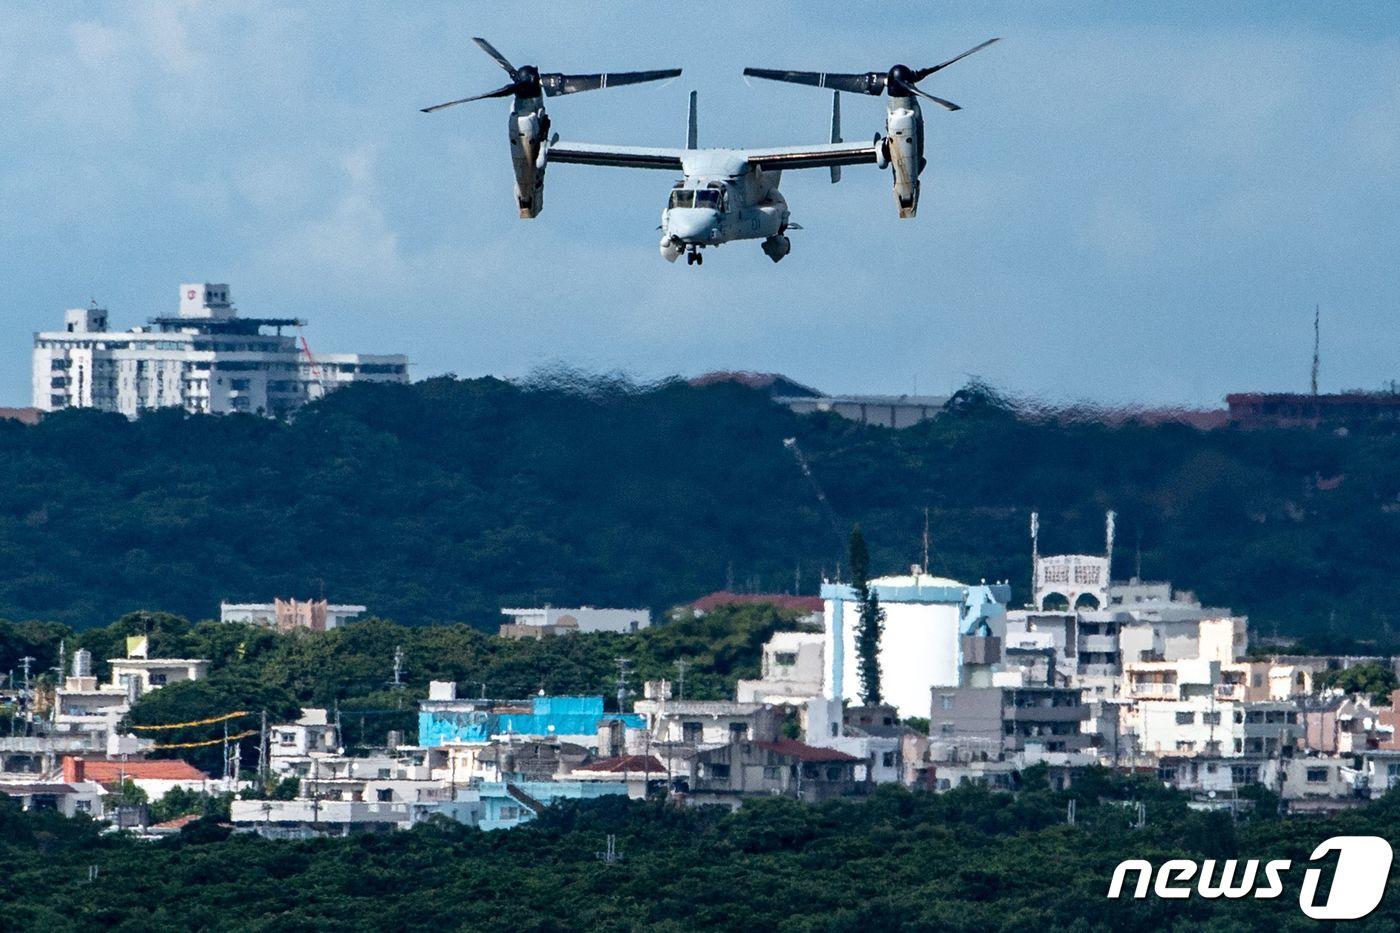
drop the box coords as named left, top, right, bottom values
left=220, top=599, right=367, bottom=632
left=498, top=606, right=650, bottom=638
left=33, top=283, right=407, bottom=419
left=417, top=684, right=643, bottom=749
left=735, top=631, right=825, bottom=704
left=1226, top=391, right=1400, bottom=429
left=688, top=371, right=948, bottom=428
left=930, top=685, right=1092, bottom=762
left=822, top=569, right=1011, bottom=719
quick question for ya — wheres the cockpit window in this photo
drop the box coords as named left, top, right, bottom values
left=668, top=189, right=724, bottom=210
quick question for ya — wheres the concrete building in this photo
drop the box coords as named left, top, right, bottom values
left=929, top=685, right=1091, bottom=762
left=686, top=739, right=863, bottom=806
left=498, top=606, right=650, bottom=638
left=417, top=684, right=643, bottom=749
left=735, top=631, right=824, bottom=704
left=822, top=570, right=1011, bottom=719
left=220, top=600, right=367, bottom=632
left=33, top=283, right=407, bottom=419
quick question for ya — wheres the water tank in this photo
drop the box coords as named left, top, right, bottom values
left=72, top=648, right=92, bottom=678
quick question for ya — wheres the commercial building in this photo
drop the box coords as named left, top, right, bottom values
left=498, top=606, right=650, bottom=638
left=220, top=599, right=367, bottom=632
left=33, top=283, right=407, bottom=419
left=417, top=684, right=643, bottom=749
left=822, top=569, right=1011, bottom=719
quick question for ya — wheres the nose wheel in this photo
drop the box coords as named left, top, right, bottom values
left=685, top=247, right=704, bottom=266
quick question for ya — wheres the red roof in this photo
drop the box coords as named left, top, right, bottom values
left=75, top=758, right=209, bottom=785
left=692, top=591, right=823, bottom=614
left=577, top=755, right=665, bottom=773
left=150, top=814, right=201, bottom=830
left=755, top=740, right=861, bottom=763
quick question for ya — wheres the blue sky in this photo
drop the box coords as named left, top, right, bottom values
left=3, top=2, right=1398, bottom=407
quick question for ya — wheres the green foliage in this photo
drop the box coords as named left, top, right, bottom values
left=149, top=787, right=229, bottom=823
left=3, top=376, right=1400, bottom=642
left=1317, top=661, right=1400, bottom=702
left=0, top=777, right=1396, bottom=929
left=849, top=525, right=884, bottom=705
left=67, top=603, right=807, bottom=769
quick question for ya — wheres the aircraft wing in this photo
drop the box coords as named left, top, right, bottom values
left=744, top=141, right=880, bottom=172
left=548, top=142, right=685, bottom=170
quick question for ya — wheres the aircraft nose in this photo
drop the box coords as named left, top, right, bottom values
left=667, top=208, right=720, bottom=242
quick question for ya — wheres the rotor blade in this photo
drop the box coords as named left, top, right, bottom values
left=472, top=37, right=517, bottom=77
left=420, top=83, right=517, bottom=113
left=891, top=79, right=960, bottom=111
left=742, top=68, right=885, bottom=96
left=540, top=69, right=682, bottom=96
left=914, top=37, right=1000, bottom=80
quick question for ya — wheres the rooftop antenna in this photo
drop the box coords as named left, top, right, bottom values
left=1134, top=526, right=1143, bottom=583
left=1311, top=305, right=1320, bottom=396
left=674, top=659, right=688, bottom=702
left=922, top=506, right=931, bottom=574
left=1105, top=510, right=1116, bottom=576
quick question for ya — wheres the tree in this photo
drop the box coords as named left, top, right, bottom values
left=1318, top=661, right=1399, bottom=703
left=849, top=525, right=884, bottom=706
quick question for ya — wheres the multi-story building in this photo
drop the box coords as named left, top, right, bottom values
left=822, top=569, right=1011, bottom=719
left=33, top=283, right=407, bottom=419
left=929, top=684, right=1091, bottom=762
left=221, top=599, right=367, bottom=632
left=498, top=606, right=650, bottom=638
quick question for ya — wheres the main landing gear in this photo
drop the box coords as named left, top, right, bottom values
left=686, top=247, right=704, bottom=266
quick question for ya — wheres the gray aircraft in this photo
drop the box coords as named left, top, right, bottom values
left=743, top=37, right=1000, bottom=219
left=421, top=37, right=997, bottom=265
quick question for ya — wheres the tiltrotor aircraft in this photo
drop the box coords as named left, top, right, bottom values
left=421, top=37, right=998, bottom=265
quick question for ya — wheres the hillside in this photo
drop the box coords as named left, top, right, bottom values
left=3, top=375, right=1400, bottom=642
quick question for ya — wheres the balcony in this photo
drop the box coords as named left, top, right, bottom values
left=1215, top=683, right=1246, bottom=701
left=1003, top=704, right=1090, bottom=723
left=1128, top=681, right=1179, bottom=700
left=1080, top=634, right=1118, bottom=653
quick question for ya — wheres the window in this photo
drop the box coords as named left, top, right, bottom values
left=729, top=722, right=747, bottom=742
left=1175, top=740, right=1194, bottom=751
left=1203, top=712, right=1221, bottom=726
left=149, top=673, right=167, bottom=686
left=774, top=652, right=797, bottom=667
left=1175, top=711, right=1195, bottom=725
left=709, top=763, right=731, bottom=780
left=881, top=752, right=896, bottom=768
left=230, top=378, right=251, bottom=391
left=376, top=788, right=393, bottom=802
left=694, top=188, right=723, bottom=210
left=75, top=799, right=92, bottom=813
left=1252, top=674, right=1263, bottom=687
left=277, top=732, right=295, bottom=746
left=763, top=766, right=781, bottom=780
left=940, top=722, right=954, bottom=735
left=668, top=190, right=695, bottom=209
left=1306, top=768, right=1329, bottom=784
left=682, top=722, right=703, bottom=743
left=500, top=805, right=518, bottom=820
left=939, top=694, right=954, bottom=710
left=825, top=767, right=842, bottom=781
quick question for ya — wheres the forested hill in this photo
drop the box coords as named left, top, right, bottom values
left=3, top=374, right=1400, bottom=642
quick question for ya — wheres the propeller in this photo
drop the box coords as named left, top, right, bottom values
left=743, top=37, right=999, bottom=112
left=421, top=37, right=681, bottom=113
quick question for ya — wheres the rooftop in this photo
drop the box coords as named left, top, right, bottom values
left=756, top=740, right=861, bottom=763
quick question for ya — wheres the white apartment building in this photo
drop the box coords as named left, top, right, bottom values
left=33, top=283, right=407, bottom=419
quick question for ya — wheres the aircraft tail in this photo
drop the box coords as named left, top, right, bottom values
left=686, top=90, right=698, bottom=149
left=829, top=91, right=841, bottom=183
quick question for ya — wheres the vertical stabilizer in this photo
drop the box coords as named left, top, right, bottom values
left=830, top=91, right=842, bottom=183
left=686, top=90, right=698, bottom=149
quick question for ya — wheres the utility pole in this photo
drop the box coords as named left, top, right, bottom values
left=1311, top=305, right=1320, bottom=396
left=258, top=709, right=269, bottom=789
left=674, top=659, right=688, bottom=703
left=922, top=507, right=931, bottom=574
left=392, top=645, right=404, bottom=688
left=614, top=658, right=632, bottom=713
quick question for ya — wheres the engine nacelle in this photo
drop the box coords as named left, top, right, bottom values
left=761, top=234, right=791, bottom=263
left=508, top=100, right=548, bottom=218
left=885, top=104, right=921, bottom=218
